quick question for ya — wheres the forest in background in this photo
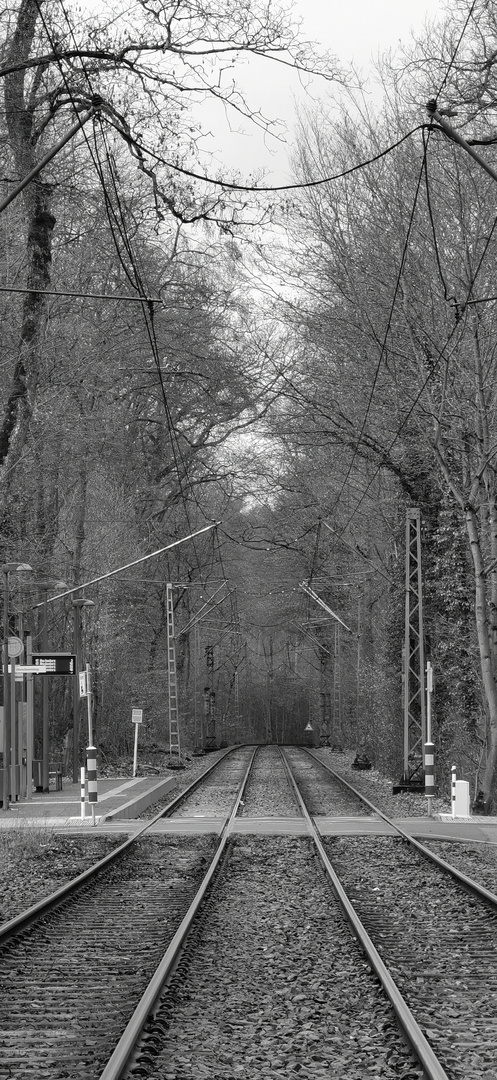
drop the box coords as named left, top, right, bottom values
left=3, top=0, right=497, bottom=808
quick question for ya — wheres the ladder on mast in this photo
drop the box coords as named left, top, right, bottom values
left=332, top=624, right=342, bottom=746
left=166, top=582, right=181, bottom=763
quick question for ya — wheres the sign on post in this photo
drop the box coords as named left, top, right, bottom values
left=132, top=708, right=143, bottom=776
left=7, top=664, right=47, bottom=680
left=32, top=653, right=76, bottom=675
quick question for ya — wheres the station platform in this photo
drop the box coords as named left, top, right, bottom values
left=1, top=779, right=497, bottom=842
left=0, top=773, right=176, bottom=828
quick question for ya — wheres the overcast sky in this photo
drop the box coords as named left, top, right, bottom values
left=199, top=0, right=448, bottom=183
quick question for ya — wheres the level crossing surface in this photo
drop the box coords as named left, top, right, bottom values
left=1, top=770, right=497, bottom=841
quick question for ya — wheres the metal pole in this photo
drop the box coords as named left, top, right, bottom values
left=424, top=661, right=435, bottom=818
left=426, top=661, right=433, bottom=744
left=86, top=664, right=93, bottom=745
left=10, top=652, right=17, bottom=801
left=33, top=522, right=221, bottom=608
left=356, top=592, right=362, bottom=725
left=427, top=102, right=497, bottom=186
left=2, top=570, right=10, bottom=810
left=193, top=623, right=198, bottom=749
left=26, top=634, right=33, bottom=800
left=80, top=766, right=86, bottom=819
left=73, top=606, right=81, bottom=784
left=41, top=589, right=49, bottom=792
left=133, top=722, right=139, bottom=777
left=0, top=108, right=96, bottom=214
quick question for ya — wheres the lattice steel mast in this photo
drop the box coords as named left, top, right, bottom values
left=398, top=509, right=426, bottom=790
left=166, top=582, right=181, bottom=763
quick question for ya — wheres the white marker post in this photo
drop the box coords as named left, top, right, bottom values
left=132, top=709, right=143, bottom=777
left=451, top=765, right=457, bottom=819
left=86, top=664, right=93, bottom=745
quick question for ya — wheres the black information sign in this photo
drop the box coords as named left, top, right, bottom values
left=32, top=653, right=76, bottom=675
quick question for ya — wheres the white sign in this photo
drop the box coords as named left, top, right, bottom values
left=131, top=708, right=143, bottom=724
left=8, top=664, right=47, bottom=675
left=79, top=671, right=87, bottom=698
left=8, top=637, right=23, bottom=657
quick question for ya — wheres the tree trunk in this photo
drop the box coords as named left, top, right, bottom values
left=466, top=504, right=497, bottom=811
left=0, top=0, right=55, bottom=497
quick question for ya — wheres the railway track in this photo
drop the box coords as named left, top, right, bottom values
left=1, top=744, right=496, bottom=1079
left=0, top=746, right=255, bottom=1078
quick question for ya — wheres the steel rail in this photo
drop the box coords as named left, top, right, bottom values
left=278, top=747, right=450, bottom=1080
left=98, top=745, right=259, bottom=1080
left=303, top=747, right=497, bottom=912
left=0, top=745, right=245, bottom=943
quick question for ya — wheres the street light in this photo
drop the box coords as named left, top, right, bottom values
left=2, top=562, right=33, bottom=811
left=72, top=598, right=95, bottom=783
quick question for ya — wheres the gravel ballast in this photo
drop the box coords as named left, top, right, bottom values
left=313, top=749, right=451, bottom=817
left=137, top=836, right=424, bottom=1080
left=0, top=836, right=219, bottom=1079
left=325, top=834, right=497, bottom=1079
left=0, top=830, right=122, bottom=923
left=240, top=745, right=300, bottom=816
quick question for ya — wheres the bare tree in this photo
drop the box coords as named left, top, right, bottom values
left=0, top=0, right=336, bottom=506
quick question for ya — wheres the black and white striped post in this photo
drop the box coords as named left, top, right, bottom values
left=80, top=766, right=86, bottom=820
left=451, top=764, right=457, bottom=819
left=86, top=746, right=98, bottom=827
left=424, top=661, right=435, bottom=816
left=424, top=742, right=435, bottom=811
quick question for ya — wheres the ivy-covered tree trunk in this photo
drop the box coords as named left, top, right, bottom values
left=0, top=0, right=55, bottom=502
left=465, top=505, right=497, bottom=811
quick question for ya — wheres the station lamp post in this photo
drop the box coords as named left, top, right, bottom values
left=72, top=598, right=95, bottom=783
left=2, top=562, right=33, bottom=811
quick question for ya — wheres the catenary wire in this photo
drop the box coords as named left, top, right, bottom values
left=36, top=0, right=213, bottom=579
left=328, top=2, right=487, bottom=539
left=327, top=142, right=428, bottom=522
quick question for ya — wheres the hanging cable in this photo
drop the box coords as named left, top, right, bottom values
left=328, top=144, right=428, bottom=521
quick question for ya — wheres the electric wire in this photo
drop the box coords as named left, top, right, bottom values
left=423, top=126, right=457, bottom=308
left=328, top=1, right=487, bottom=541
left=339, top=309, right=469, bottom=533
left=327, top=143, right=428, bottom=522
left=35, top=0, right=214, bottom=582
left=436, top=0, right=479, bottom=102
left=0, top=285, right=161, bottom=303
left=107, top=124, right=427, bottom=195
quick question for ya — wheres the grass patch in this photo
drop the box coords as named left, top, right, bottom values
left=0, top=821, right=56, bottom=862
